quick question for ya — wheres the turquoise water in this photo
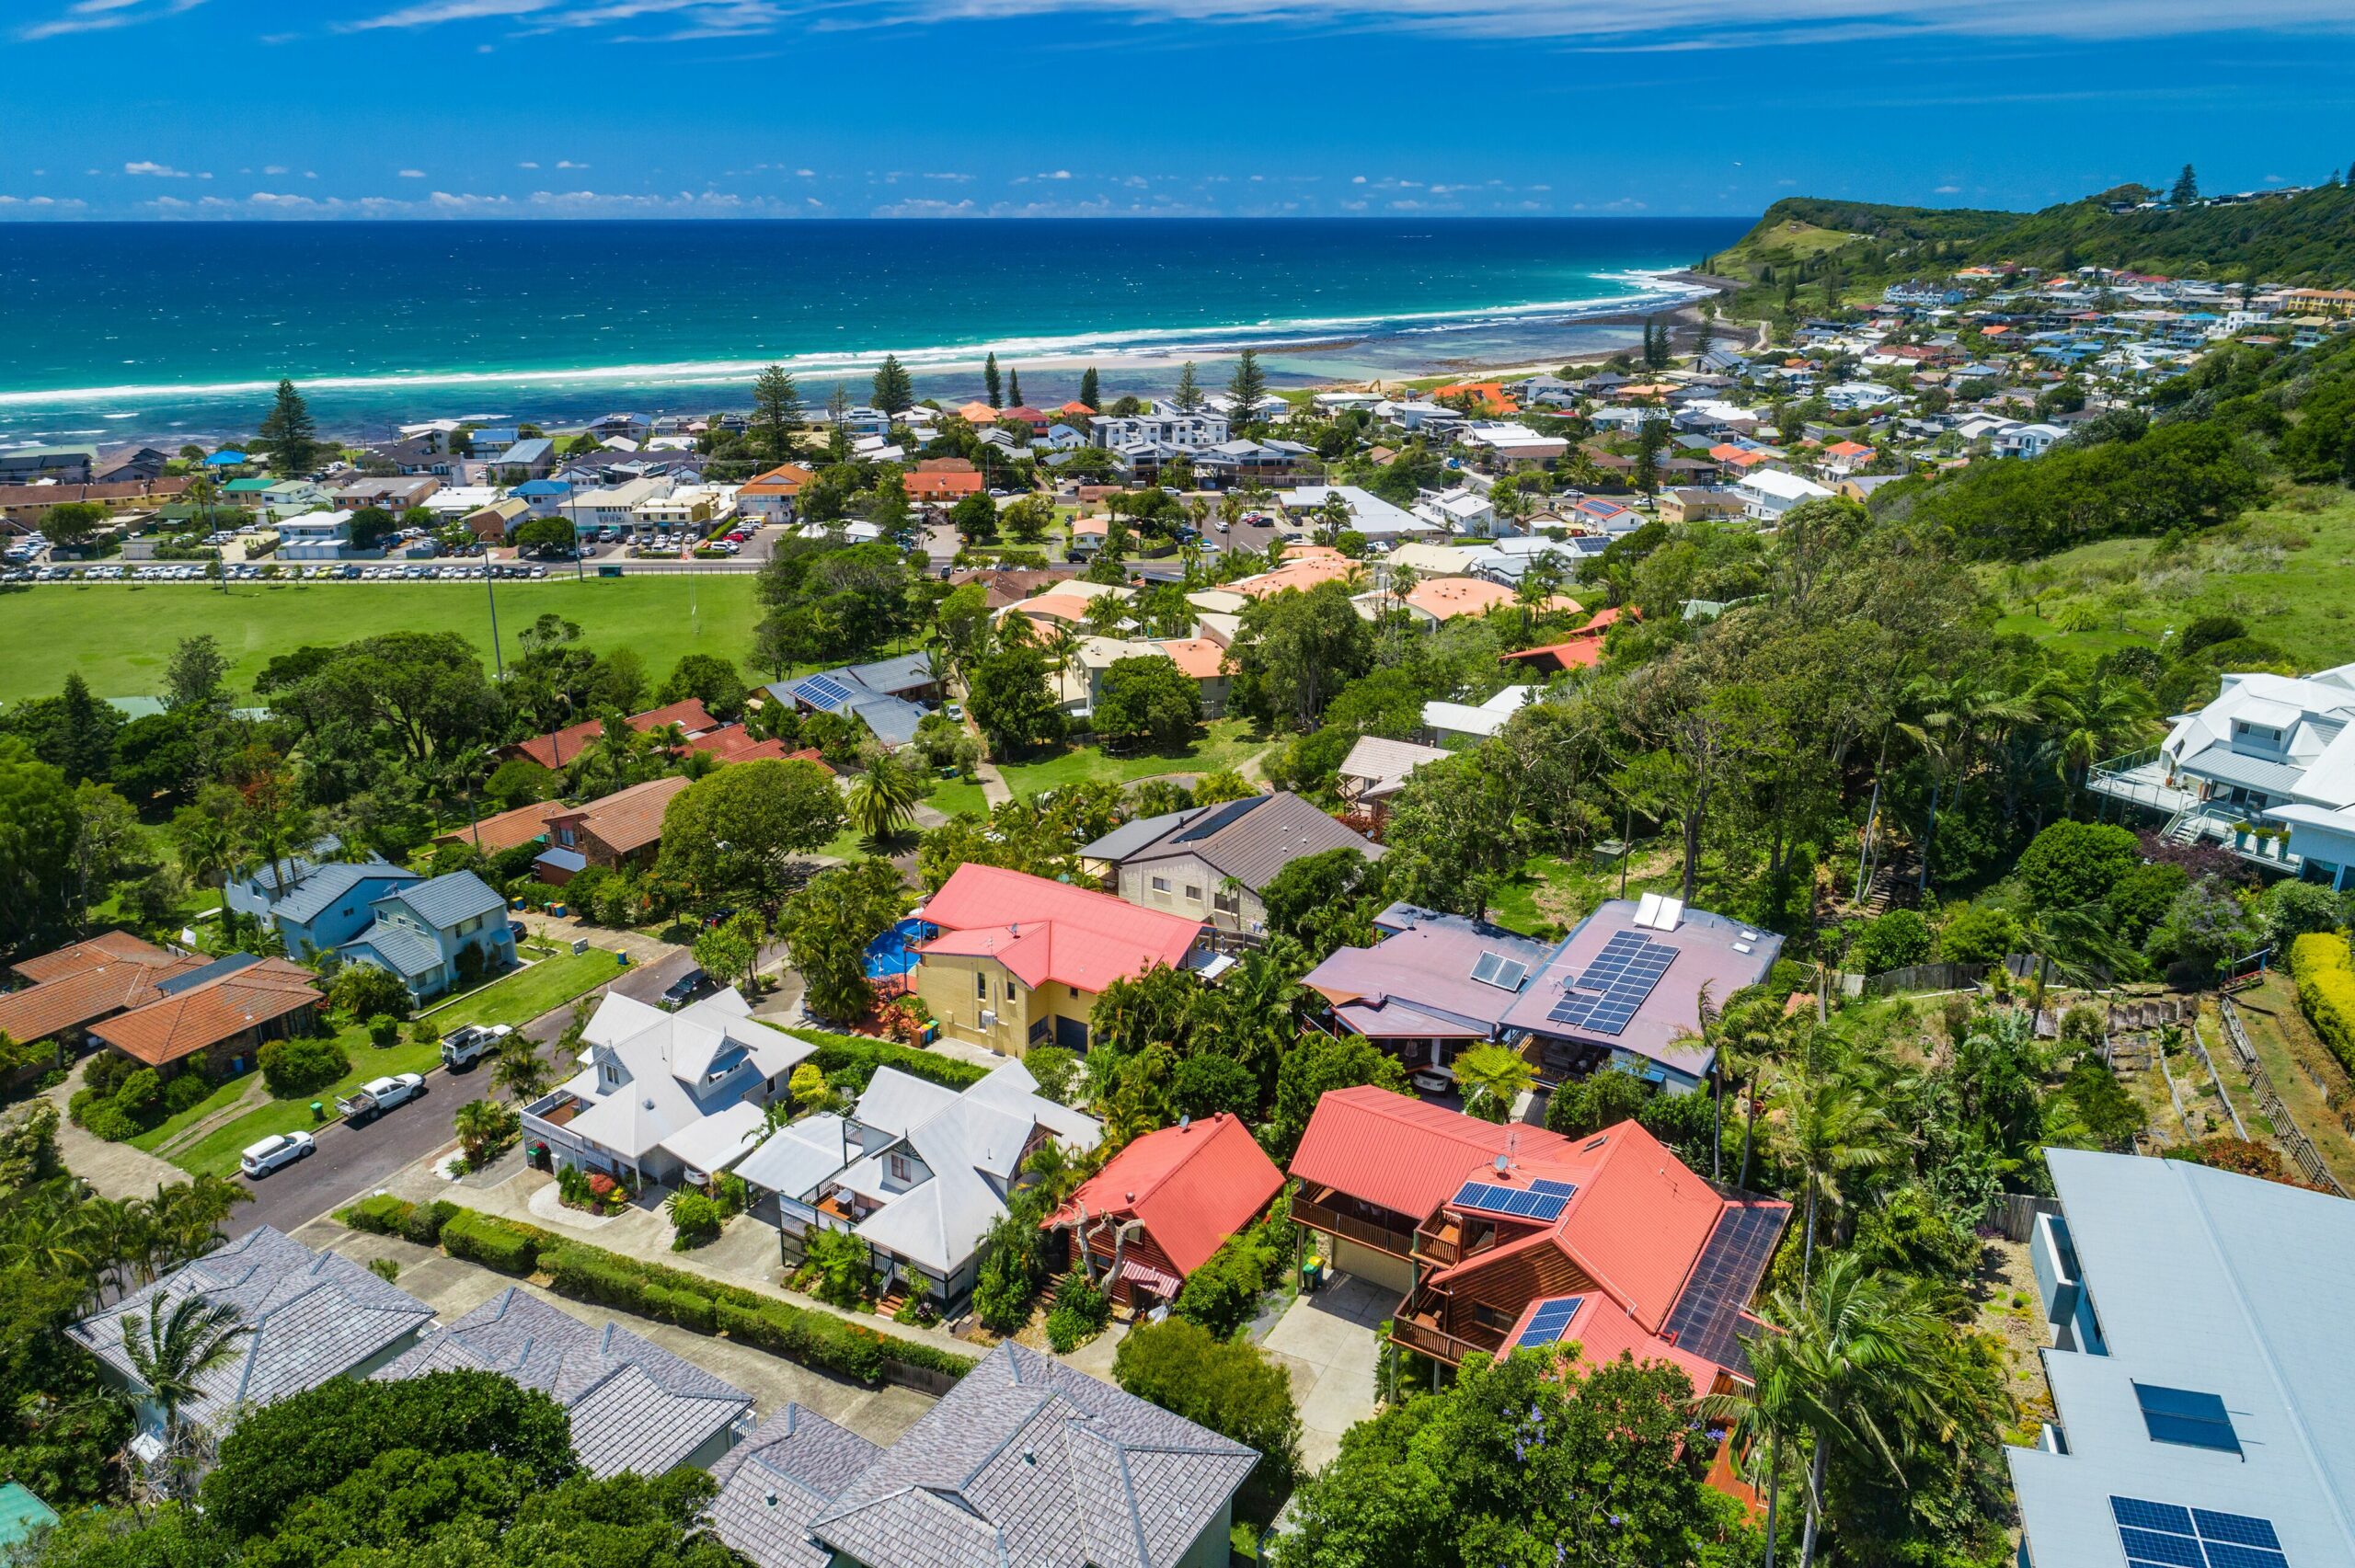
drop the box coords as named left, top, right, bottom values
left=0, top=217, right=1751, bottom=442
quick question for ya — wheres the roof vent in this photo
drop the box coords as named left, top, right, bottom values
left=764, top=1489, right=778, bottom=1507
left=1178, top=1115, right=1192, bottom=1132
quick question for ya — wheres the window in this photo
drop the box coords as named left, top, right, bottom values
left=2133, top=1384, right=2240, bottom=1454
left=1150, top=876, right=1171, bottom=894
left=1185, top=886, right=1201, bottom=903
left=890, top=1153, right=912, bottom=1182
left=975, top=973, right=988, bottom=1000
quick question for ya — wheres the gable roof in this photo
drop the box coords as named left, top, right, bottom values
left=70, top=1226, right=433, bottom=1428
left=1107, top=790, right=1384, bottom=894
left=379, top=869, right=505, bottom=930
left=269, top=859, right=422, bottom=927
left=1049, top=1113, right=1283, bottom=1277
left=377, top=1288, right=750, bottom=1479
left=0, top=933, right=206, bottom=1044
left=919, top=864, right=1202, bottom=994
left=436, top=799, right=564, bottom=853
left=808, top=1342, right=1256, bottom=1568
left=1291, top=1084, right=1569, bottom=1221
left=1336, top=735, right=1451, bottom=798
left=547, top=774, right=694, bottom=858
left=86, top=956, right=323, bottom=1066
left=709, top=1404, right=884, bottom=1568
left=1300, top=910, right=1554, bottom=1046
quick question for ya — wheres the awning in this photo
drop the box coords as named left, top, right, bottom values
left=1118, top=1258, right=1182, bottom=1298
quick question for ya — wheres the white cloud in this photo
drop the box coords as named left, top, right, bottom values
left=123, top=160, right=190, bottom=177
left=1037, top=169, right=1072, bottom=180
left=557, top=158, right=588, bottom=168
left=398, top=168, right=427, bottom=177
left=1933, top=182, right=1962, bottom=193
left=263, top=164, right=287, bottom=175
left=518, top=160, right=540, bottom=168
left=21, top=0, right=203, bottom=41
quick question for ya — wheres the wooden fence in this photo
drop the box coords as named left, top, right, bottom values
left=1986, top=1192, right=2063, bottom=1242
left=884, top=1359, right=962, bottom=1398
left=2217, top=994, right=2349, bottom=1197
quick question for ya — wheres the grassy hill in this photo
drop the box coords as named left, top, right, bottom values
left=1714, top=181, right=2355, bottom=292
left=0, top=574, right=764, bottom=706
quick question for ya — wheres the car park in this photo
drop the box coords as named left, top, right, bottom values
left=239, top=1129, right=316, bottom=1178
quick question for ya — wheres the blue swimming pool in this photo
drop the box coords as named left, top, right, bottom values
left=862, top=919, right=938, bottom=979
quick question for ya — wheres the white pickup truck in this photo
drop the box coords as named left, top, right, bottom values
left=337, top=1072, right=425, bottom=1124
left=439, top=1024, right=512, bottom=1070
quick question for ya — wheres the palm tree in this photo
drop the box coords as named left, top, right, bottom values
left=1453, top=1043, right=1535, bottom=1123
left=1717, top=1001, right=1792, bottom=1191
left=491, top=1034, right=555, bottom=1104
left=847, top=750, right=923, bottom=842
left=2035, top=665, right=2156, bottom=795
left=1772, top=1058, right=1897, bottom=1285
left=121, top=1294, right=249, bottom=1491
left=170, top=812, right=236, bottom=894
left=1896, top=673, right=2039, bottom=892
left=454, top=1098, right=513, bottom=1168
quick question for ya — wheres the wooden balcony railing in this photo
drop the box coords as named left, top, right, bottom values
left=1294, top=1191, right=1419, bottom=1261
left=1390, top=1311, right=1504, bottom=1367
left=1412, top=1219, right=1463, bottom=1268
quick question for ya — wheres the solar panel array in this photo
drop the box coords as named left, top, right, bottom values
left=1172, top=795, right=1269, bottom=844
left=2134, top=1384, right=2241, bottom=1455
left=1660, top=1202, right=1787, bottom=1376
left=1452, top=1176, right=1577, bottom=1223
left=2112, top=1498, right=2286, bottom=1568
left=1470, top=950, right=1531, bottom=992
left=796, top=673, right=856, bottom=709
left=1544, top=930, right=1678, bottom=1036
left=1516, top=1296, right=1585, bottom=1349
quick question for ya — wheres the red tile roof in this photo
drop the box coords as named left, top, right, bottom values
left=0, top=933, right=206, bottom=1044
left=546, top=774, right=694, bottom=859
left=88, top=956, right=322, bottom=1067
left=1048, top=1113, right=1283, bottom=1277
left=1291, top=1084, right=1573, bottom=1224
left=918, top=864, right=1202, bottom=995
left=1500, top=638, right=1604, bottom=672
left=741, top=463, right=817, bottom=498
left=907, top=470, right=985, bottom=502
left=435, top=800, right=563, bottom=853
left=510, top=699, right=720, bottom=770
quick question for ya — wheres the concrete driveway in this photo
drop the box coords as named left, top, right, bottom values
left=1259, top=1272, right=1392, bottom=1471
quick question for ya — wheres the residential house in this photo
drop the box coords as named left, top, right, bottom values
left=2099, top=663, right=2355, bottom=884
left=511, top=478, right=571, bottom=517
left=334, top=476, right=440, bottom=514
left=738, top=463, right=817, bottom=522
left=1413, top=487, right=1499, bottom=537
left=505, top=697, right=726, bottom=771
left=256, top=480, right=333, bottom=521
left=1088, top=409, right=1231, bottom=450
left=339, top=870, right=517, bottom=1001
left=1997, top=422, right=2068, bottom=459
left=1497, top=612, right=1628, bottom=676
left=1045, top=1113, right=1284, bottom=1310
left=275, top=510, right=363, bottom=561
left=464, top=496, right=531, bottom=543
left=741, top=1059, right=1098, bottom=1310
left=1079, top=790, right=1383, bottom=937
left=523, top=989, right=816, bottom=1186
left=0, top=447, right=94, bottom=485
left=1424, top=683, right=1540, bottom=744
left=1194, top=438, right=1316, bottom=487
left=1733, top=467, right=1834, bottom=521
left=86, top=956, right=324, bottom=1078
left=224, top=850, right=424, bottom=958
left=537, top=775, right=695, bottom=879
left=1051, top=635, right=1229, bottom=719
left=1660, top=486, right=1745, bottom=525
left=419, top=485, right=502, bottom=521
left=1335, top=735, right=1450, bottom=821
left=1289, top=1087, right=1787, bottom=1392
left=2010, top=1148, right=2355, bottom=1568
left=1460, top=421, right=1569, bottom=472
left=95, top=447, right=171, bottom=484
left=0, top=932, right=209, bottom=1056
left=379, top=1288, right=752, bottom=1477
left=904, top=460, right=983, bottom=507
left=434, top=798, right=565, bottom=856
left=1276, top=485, right=1435, bottom=544
left=765, top=654, right=941, bottom=750
left=68, top=1226, right=434, bottom=1443
left=1837, top=474, right=1903, bottom=504
left=563, top=476, right=673, bottom=537
left=486, top=438, right=556, bottom=482
left=1299, top=905, right=1557, bottom=1084
left=709, top=1342, right=1254, bottom=1568
left=912, top=864, right=1207, bottom=1056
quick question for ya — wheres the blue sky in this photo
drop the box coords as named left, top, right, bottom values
left=4, top=0, right=2352, bottom=220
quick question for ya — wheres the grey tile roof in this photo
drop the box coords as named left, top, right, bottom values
left=375, top=1288, right=750, bottom=1479
left=346, top=919, right=442, bottom=979
left=271, top=858, right=419, bottom=926
left=809, top=1342, right=1256, bottom=1568
left=708, top=1405, right=884, bottom=1568
left=1120, top=789, right=1383, bottom=892
left=67, top=1225, right=434, bottom=1431
left=1077, top=808, right=1194, bottom=864
left=385, top=869, right=506, bottom=931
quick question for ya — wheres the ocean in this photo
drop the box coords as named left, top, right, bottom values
left=0, top=217, right=1752, bottom=445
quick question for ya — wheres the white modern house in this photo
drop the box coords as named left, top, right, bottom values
left=734, top=1059, right=1099, bottom=1313
left=522, top=990, right=816, bottom=1186
left=1424, top=684, right=1541, bottom=745
left=561, top=476, right=673, bottom=535
left=2094, top=665, right=2355, bottom=887
left=275, top=509, right=360, bottom=561
left=1087, top=408, right=1230, bottom=450
left=2010, top=1148, right=2355, bottom=1568
left=1733, top=466, right=1835, bottom=521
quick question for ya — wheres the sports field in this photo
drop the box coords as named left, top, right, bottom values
left=0, top=575, right=764, bottom=704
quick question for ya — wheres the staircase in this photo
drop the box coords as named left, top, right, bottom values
left=1854, top=853, right=1921, bottom=916
left=2162, top=805, right=2206, bottom=846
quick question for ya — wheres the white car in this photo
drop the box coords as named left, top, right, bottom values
left=1409, top=1068, right=1454, bottom=1096
left=337, top=1072, right=426, bottom=1123
left=240, top=1130, right=316, bottom=1178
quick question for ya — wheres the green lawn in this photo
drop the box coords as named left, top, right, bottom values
left=0, top=576, right=764, bottom=704
left=128, top=1072, right=257, bottom=1153
left=925, top=778, right=989, bottom=820
left=167, top=947, right=619, bottom=1177
left=994, top=718, right=1271, bottom=798
left=1985, top=491, right=2355, bottom=668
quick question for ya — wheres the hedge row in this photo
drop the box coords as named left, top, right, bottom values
left=2292, top=932, right=2355, bottom=1074
left=338, top=1199, right=974, bottom=1388
left=795, top=1030, right=989, bottom=1093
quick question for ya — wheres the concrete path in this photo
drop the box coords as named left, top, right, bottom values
left=294, top=1221, right=936, bottom=1447
left=46, top=1060, right=185, bottom=1199
left=511, top=910, right=680, bottom=969
left=975, top=757, right=1011, bottom=808
left=1259, top=1273, right=1390, bottom=1471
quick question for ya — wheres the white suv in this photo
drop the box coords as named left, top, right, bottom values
left=240, top=1129, right=316, bottom=1178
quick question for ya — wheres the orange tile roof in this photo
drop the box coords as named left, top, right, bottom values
left=1229, top=555, right=1359, bottom=600
left=918, top=864, right=1202, bottom=995
left=88, top=956, right=322, bottom=1067
left=1049, top=1114, right=1284, bottom=1276
left=1400, top=577, right=1516, bottom=620
left=0, top=933, right=206, bottom=1044
left=741, top=463, right=816, bottom=498
left=1059, top=400, right=1097, bottom=416
left=511, top=699, right=719, bottom=770
left=955, top=402, right=1000, bottom=423
left=907, top=471, right=985, bottom=502
left=436, top=800, right=563, bottom=853
left=1155, top=638, right=1229, bottom=681
left=546, top=774, right=695, bottom=859
left=1430, top=381, right=1520, bottom=415
left=1823, top=441, right=1873, bottom=458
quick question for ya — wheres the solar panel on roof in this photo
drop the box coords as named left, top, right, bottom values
left=1171, top=795, right=1268, bottom=843
left=1529, top=1178, right=1576, bottom=1198
left=1451, top=1181, right=1569, bottom=1223
left=1516, top=1296, right=1584, bottom=1348
left=2109, top=1498, right=2287, bottom=1568
left=2135, top=1384, right=2240, bottom=1454
left=2195, top=1516, right=2282, bottom=1551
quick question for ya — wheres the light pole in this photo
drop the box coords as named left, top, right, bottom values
left=484, top=563, right=505, bottom=681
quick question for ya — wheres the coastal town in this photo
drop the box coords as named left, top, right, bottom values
left=5, top=168, right=2355, bottom=1568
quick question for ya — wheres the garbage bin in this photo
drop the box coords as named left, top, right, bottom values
left=309, top=1101, right=324, bottom=1122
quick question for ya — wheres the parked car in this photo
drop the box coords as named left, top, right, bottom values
left=240, top=1130, right=316, bottom=1178
left=1409, top=1068, right=1454, bottom=1096
left=439, top=1024, right=512, bottom=1070
left=337, top=1072, right=426, bottom=1124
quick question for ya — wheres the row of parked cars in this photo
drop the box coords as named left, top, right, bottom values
left=237, top=1024, right=512, bottom=1179
left=6, top=560, right=557, bottom=586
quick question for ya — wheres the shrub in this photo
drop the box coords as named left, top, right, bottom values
left=639, top=1282, right=718, bottom=1332
left=367, top=1014, right=401, bottom=1049
left=1044, top=1273, right=1111, bottom=1353
left=1937, top=904, right=2018, bottom=965
left=1174, top=1225, right=1281, bottom=1340
left=806, top=1227, right=876, bottom=1308
left=1114, top=1318, right=1302, bottom=1507
left=162, top=1072, right=215, bottom=1115
left=2266, top=883, right=2349, bottom=952
left=716, top=1173, right=749, bottom=1218
left=799, top=1031, right=988, bottom=1094
left=2017, top=820, right=2142, bottom=910
left=113, top=1069, right=163, bottom=1121
left=1849, top=910, right=1933, bottom=974
left=2292, top=932, right=2355, bottom=1074
left=259, top=1036, right=350, bottom=1098
left=666, top=1188, right=725, bottom=1251
left=339, top=1194, right=458, bottom=1246
left=440, top=1210, right=551, bottom=1275
left=329, top=964, right=411, bottom=1024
